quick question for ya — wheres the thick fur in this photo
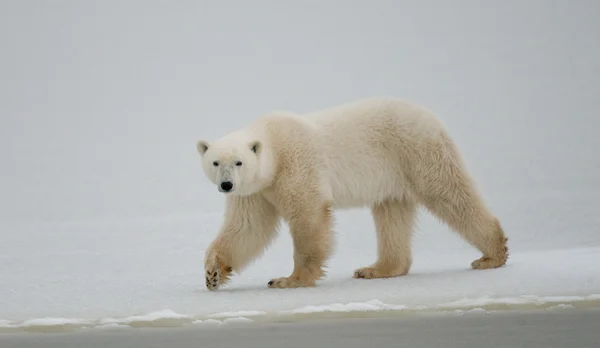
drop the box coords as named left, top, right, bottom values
left=197, top=96, right=509, bottom=291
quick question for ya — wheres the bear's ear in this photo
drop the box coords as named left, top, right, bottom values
left=196, top=140, right=211, bottom=155
left=250, top=141, right=261, bottom=154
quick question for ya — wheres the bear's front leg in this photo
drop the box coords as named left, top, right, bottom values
left=268, top=201, right=335, bottom=289
left=204, top=193, right=280, bottom=291
left=204, top=239, right=234, bottom=291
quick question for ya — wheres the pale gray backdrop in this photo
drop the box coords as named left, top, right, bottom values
left=1, top=0, right=599, bottom=253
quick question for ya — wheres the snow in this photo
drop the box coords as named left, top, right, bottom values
left=288, top=300, right=407, bottom=314
left=99, top=309, right=188, bottom=325
left=16, top=318, right=91, bottom=328
left=1, top=214, right=599, bottom=331
left=1, top=0, right=599, bottom=334
left=206, top=311, right=268, bottom=318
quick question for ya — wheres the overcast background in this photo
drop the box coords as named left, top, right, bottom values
left=0, top=0, right=599, bottom=324
left=1, top=0, right=598, bottom=225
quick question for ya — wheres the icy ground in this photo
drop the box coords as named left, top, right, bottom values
left=2, top=187, right=600, bottom=331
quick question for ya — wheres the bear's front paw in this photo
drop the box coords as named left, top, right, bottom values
left=205, top=254, right=232, bottom=291
left=267, top=277, right=314, bottom=289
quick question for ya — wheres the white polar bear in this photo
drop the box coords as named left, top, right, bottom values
left=196, top=96, right=509, bottom=291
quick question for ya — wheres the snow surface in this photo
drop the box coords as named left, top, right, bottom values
left=1, top=0, right=600, bottom=332
left=1, top=210, right=599, bottom=330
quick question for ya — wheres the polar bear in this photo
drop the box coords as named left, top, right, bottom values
left=196, top=96, right=509, bottom=291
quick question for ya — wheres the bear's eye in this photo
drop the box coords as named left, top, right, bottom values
left=212, top=161, right=219, bottom=167
left=235, top=161, right=243, bottom=166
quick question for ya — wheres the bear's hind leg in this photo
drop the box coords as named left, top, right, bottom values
left=422, top=195, right=509, bottom=270
left=469, top=218, right=509, bottom=269
left=354, top=197, right=416, bottom=279
left=415, top=135, right=509, bottom=270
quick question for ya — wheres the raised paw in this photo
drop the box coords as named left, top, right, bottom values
left=267, top=277, right=314, bottom=289
left=205, top=254, right=232, bottom=291
left=353, top=265, right=408, bottom=279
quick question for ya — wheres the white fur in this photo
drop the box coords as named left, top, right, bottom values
left=197, top=96, right=509, bottom=291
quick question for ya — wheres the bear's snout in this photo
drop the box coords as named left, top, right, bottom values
left=220, top=181, right=234, bottom=192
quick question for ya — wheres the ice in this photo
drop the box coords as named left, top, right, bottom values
left=99, top=309, right=188, bottom=325
left=288, top=300, right=407, bottom=314
left=1, top=213, right=599, bottom=330
left=195, top=319, right=223, bottom=326
left=222, top=317, right=254, bottom=324
left=95, top=323, right=130, bottom=330
left=16, top=318, right=91, bottom=328
left=546, top=304, right=575, bottom=311
left=206, top=311, right=268, bottom=319
left=1, top=0, right=599, bottom=333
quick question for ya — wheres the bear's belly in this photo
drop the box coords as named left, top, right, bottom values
left=325, top=164, right=408, bottom=210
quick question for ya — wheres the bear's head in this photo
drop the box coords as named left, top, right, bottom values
left=196, top=136, right=266, bottom=195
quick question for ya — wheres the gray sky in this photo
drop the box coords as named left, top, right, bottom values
left=1, top=0, right=599, bottom=223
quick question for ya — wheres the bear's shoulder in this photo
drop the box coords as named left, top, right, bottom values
left=251, top=111, right=318, bottom=137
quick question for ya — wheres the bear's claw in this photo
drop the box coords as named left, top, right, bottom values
left=205, top=254, right=232, bottom=291
left=205, top=269, right=220, bottom=291
left=353, top=268, right=376, bottom=279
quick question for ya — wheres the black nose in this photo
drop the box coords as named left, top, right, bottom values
left=220, top=181, right=233, bottom=192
